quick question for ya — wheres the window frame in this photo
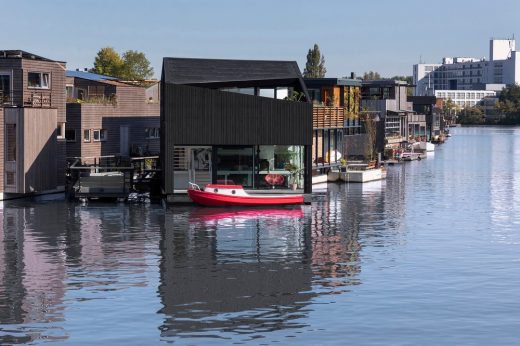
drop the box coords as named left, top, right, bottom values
left=28, top=71, right=51, bottom=89
left=145, top=127, right=160, bottom=139
left=93, top=129, right=107, bottom=142
left=83, top=129, right=91, bottom=142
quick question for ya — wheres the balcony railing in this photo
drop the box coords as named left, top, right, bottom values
left=313, top=106, right=361, bottom=129
left=25, top=92, right=52, bottom=108
left=313, top=106, right=346, bottom=129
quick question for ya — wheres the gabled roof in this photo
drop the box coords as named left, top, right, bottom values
left=66, top=70, right=119, bottom=81
left=0, top=50, right=65, bottom=63
left=162, top=57, right=305, bottom=85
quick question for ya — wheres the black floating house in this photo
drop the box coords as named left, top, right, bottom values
left=160, top=58, right=313, bottom=202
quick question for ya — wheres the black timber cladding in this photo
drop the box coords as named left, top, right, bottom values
left=163, top=83, right=312, bottom=145
left=163, top=57, right=307, bottom=88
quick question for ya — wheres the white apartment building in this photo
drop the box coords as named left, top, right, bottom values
left=434, top=90, right=496, bottom=108
left=413, top=38, right=519, bottom=98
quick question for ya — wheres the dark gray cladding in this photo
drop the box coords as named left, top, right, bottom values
left=162, top=84, right=312, bottom=145
left=163, top=58, right=305, bottom=86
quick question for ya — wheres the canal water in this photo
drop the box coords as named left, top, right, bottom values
left=1, top=126, right=519, bottom=345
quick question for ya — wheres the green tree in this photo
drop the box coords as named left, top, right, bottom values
left=91, top=48, right=154, bottom=81
left=458, top=106, right=485, bottom=125
left=496, top=84, right=520, bottom=124
left=92, top=47, right=124, bottom=77
left=120, top=50, right=154, bottom=81
left=303, top=44, right=326, bottom=78
left=362, top=71, right=381, bottom=80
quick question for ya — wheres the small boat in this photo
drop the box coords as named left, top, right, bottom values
left=188, top=183, right=304, bottom=206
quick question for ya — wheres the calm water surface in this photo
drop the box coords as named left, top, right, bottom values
left=1, top=126, right=520, bottom=345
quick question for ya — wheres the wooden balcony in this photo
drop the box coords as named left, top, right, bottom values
left=25, top=92, right=52, bottom=108
left=313, top=106, right=347, bottom=129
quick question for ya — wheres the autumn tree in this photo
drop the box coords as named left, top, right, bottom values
left=303, top=44, right=326, bottom=78
left=91, top=47, right=154, bottom=81
left=92, top=47, right=124, bottom=77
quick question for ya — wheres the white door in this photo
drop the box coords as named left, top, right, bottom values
left=120, top=126, right=129, bottom=156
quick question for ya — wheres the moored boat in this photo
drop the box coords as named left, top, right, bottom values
left=188, top=183, right=304, bottom=206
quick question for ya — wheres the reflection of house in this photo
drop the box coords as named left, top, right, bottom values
left=361, top=80, right=412, bottom=150
left=0, top=50, right=66, bottom=199
left=159, top=208, right=314, bottom=336
left=161, top=58, right=312, bottom=201
left=65, top=70, right=160, bottom=159
left=304, top=78, right=363, bottom=171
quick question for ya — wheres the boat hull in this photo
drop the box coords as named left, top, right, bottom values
left=188, top=189, right=304, bottom=206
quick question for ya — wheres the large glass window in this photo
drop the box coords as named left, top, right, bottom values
left=215, top=146, right=254, bottom=187
left=256, top=145, right=304, bottom=189
left=28, top=72, right=50, bottom=89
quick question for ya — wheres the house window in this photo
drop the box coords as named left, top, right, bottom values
left=28, top=72, right=50, bottom=89
left=0, top=72, right=12, bottom=104
left=57, top=122, right=66, bottom=139
left=93, top=129, right=107, bottom=142
left=83, top=129, right=91, bottom=142
left=145, top=127, right=160, bottom=139
left=6, top=124, right=16, bottom=161
left=65, top=129, right=76, bottom=142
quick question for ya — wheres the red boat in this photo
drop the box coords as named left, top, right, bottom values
left=187, top=183, right=304, bottom=206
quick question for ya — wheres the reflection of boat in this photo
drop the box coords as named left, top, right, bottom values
left=189, top=207, right=304, bottom=222
left=188, top=183, right=304, bottom=206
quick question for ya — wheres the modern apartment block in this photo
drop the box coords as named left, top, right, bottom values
left=65, top=70, right=160, bottom=160
left=413, top=38, right=518, bottom=97
left=161, top=58, right=312, bottom=202
left=0, top=50, right=66, bottom=199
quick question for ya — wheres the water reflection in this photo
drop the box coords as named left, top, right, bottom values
left=159, top=206, right=314, bottom=338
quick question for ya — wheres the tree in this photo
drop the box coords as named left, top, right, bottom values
left=120, top=50, right=154, bottom=81
left=92, top=47, right=124, bottom=77
left=303, top=44, right=326, bottom=78
left=360, top=111, right=378, bottom=161
left=458, top=106, right=485, bottom=125
left=91, top=47, right=154, bottom=81
left=362, top=71, right=381, bottom=80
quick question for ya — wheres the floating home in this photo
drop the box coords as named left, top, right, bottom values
left=65, top=70, right=160, bottom=160
left=160, top=58, right=313, bottom=203
left=0, top=50, right=66, bottom=199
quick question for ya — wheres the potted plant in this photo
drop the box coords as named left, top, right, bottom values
left=340, top=158, right=347, bottom=172
left=285, top=163, right=302, bottom=190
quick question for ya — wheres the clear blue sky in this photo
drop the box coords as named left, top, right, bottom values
left=4, top=0, right=520, bottom=79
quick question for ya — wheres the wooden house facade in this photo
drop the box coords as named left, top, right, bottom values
left=65, top=71, right=160, bottom=160
left=0, top=50, right=66, bottom=198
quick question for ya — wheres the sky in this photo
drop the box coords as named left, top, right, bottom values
left=4, top=0, right=520, bottom=79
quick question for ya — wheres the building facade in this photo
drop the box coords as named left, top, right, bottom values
left=0, top=50, right=66, bottom=198
left=361, top=80, right=413, bottom=150
left=413, top=38, right=518, bottom=104
left=65, top=71, right=160, bottom=160
left=161, top=58, right=313, bottom=201
left=304, top=78, right=363, bottom=168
